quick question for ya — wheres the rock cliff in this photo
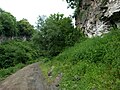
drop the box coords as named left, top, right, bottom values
left=75, top=0, right=120, bottom=37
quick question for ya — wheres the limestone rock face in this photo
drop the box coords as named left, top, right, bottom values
left=76, top=0, right=120, bottom=37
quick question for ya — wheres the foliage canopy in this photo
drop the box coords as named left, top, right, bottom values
left=17, top=18, right=35, bottom=40
left=0, top=10, right=17, bottom=37
left=33, top=13, right=80, bottom=57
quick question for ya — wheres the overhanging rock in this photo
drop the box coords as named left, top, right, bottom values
left=76, top=0, right=120, bottom=37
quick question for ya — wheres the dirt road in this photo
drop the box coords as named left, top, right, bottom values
left=0, top=63, right=56, bottom=90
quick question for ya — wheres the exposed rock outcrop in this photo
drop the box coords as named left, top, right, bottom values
left=75, top=0, right=120, bottom=37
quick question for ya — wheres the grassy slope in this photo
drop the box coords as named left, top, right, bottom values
left=40, top=29, right=120, bottom=90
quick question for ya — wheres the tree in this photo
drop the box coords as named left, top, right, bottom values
left=0, top=22, right=3, bottom=35
left=36, top=15, right=46, bottom=30
left=0, top=9, right=3, bottom=35
left=17, top=18, right=34, bottom=40
left=65, top=0, right=82, bottom=9
left=33, top=13, right=80, bottom=57
left=0, top=10, right=17, bottom=37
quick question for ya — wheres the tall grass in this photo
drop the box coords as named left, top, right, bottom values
left=40, top=29, right=120, bottom=90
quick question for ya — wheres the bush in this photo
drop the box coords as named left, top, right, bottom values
left=0, top=63, right=25, bottom=81
left=0, top=40, right=38, bottom=68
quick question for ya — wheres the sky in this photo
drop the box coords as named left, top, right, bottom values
left=0, top=0, right=74, bottom=26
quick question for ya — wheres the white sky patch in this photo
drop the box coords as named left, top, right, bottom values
left=0, top=0, right=74, bottom=26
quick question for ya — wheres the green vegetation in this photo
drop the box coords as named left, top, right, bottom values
left=0, top=8, right=34, bottom=40
left=0, top=5, right=120, bottom=90
left=40, top=29, right=120, bottom=90
left=32, top=13, right=80, bottom=57
left=0, top=40, right=39, bottom=68
left=0, top=63, right=25, bottom=81
left=0, top=40, right=40, bottom=80
left=0, top=8, right=38, bottom=80
left=66, top=0, right=82, bottom=9
left=0, top=9, right=18, bottom=37
left=17, top=18, right=35, bottom=40
left=0, top=9, right=80, bottom=81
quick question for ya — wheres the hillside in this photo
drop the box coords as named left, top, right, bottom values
left=40, top=29, right=120, bottom=90
left=0, top=0, right=120, bottom=90
left=0, top=28, right=120, bottom=90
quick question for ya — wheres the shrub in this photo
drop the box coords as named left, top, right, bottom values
left=0, top=40, right=38, bottom=68
left=0, top=63, right=25, bottom=81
